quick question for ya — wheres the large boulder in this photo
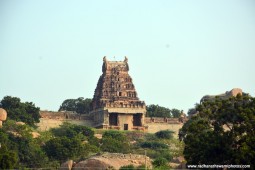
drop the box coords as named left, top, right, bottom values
left=16, top=121, right=25, bottom=125
left=73, top=153, right=152, bottom=170
left=59, top=160, right=73, bottom=170
left=172, top=156, right=185, bottom=164
left=0, top=108, right=7, bottom=121
left=73, top=159, right=110, bottom=170
left=227, top=88, right=242, bottom=97
left=31, top=132, right=40, bottom=138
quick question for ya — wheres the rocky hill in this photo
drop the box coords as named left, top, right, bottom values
left=60, top=153, right=152, bottom=170
left=200, top=88, right=243, bottom=103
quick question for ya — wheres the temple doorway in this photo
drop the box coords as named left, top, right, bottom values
left=124, top=124, right=128, bottom=130
left=109, top=113, right=118, bottom=126
left=133, top=113, right=142, bottom=126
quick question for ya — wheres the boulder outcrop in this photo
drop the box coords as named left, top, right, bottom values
left=73, top=153, right=152, bottom=170
left=0, top=108, right=7, bottom=128
left=60, top=160, right=73, bottom=170
left=200, top=88, right=243, bottom=103
left=0, top=108, right=7, bottom=121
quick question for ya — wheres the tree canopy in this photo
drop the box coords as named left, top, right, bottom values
left=171, top=108, right=182, bottom=118
left=146, top=104, right=182, bottom=118
left=58, top=97, right=92, bottom=114
left=0, top=96, right=40, bottom=127
left=179, top=94, right=255, bottom=167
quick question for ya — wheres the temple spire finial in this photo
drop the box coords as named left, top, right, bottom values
left=124, top=56, right=128, bottom=62
left=103, top=56, right=107, bottom=62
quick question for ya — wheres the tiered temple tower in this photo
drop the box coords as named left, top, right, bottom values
left=90, top=56, right=146, bottom=130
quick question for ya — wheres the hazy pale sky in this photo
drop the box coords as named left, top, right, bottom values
left=1, top=0, right=255, bottom=113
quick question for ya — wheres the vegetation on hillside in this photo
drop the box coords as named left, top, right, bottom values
left=0, top=120, right=184, bottom=169
left=44, top=122, right=99, bottom=162
left=0, top=95, right=186, bottom=169
left=0, top=120, right=50, bottom=168
left=180, top=94, right=255, bottom=167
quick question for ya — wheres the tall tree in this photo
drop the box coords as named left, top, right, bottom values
left=179, top=94, right=255, bottom=167
left=0, top=96, right=40, bottom=127
left=59, top=97, right=92, bottom=114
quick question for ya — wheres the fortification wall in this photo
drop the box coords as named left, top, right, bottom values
left=145, top=117, right=182, bottom=124
left=40, top=111, right=92, bottom=120
left=38, top=111, right=185, bottom=137
left=37, top=111, right=94, bottom=131
left=146, top=123, right=183, bottom=138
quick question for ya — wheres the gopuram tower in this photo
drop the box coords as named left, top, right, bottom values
left=90, top=56, right=147, bottom=130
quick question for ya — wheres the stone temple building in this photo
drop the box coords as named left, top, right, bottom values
left=90, top=56, right=147, bottom=130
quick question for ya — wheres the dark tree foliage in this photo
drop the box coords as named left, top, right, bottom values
left=140, top=141, right=168, bottom=149
left=46, top=123, right=99, bottom=161
left=187, top=108, right=196, bottom=116
left=9, top=134, right=48, bottom=168
left=59, top=97, right=92, bottom=114
left=152, top=157, right=168, bottom=168
left=146, top=104, right=171, bottom=117
left=43, top=137, right=83, bottom=161
left=146, top=104, right=183, bottom=118
left=0, top=121, right=49, bottom=168
left=0, top=96, right=40, bottom=127
left=179, top=94, right=255, bottom=167
left=0, top=145, right=18, bottom=169
left=171, top=108, right=182, bottom=118
left=0, top=129, right=18, bottom=169
left=155, top=130, right=174, bottom=139
left=51, top=122, right=94, bottom=139
left=102, top=130, right=126, bottom=141
left=101, top=130, right=130, bottom=153
left=119, top=164, right=135, bottom=170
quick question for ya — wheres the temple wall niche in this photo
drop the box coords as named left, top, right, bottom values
left=117, top=114, right=133, bottom=130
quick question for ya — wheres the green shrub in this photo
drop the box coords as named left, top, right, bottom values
left=101, top=130, right=131, bottom=153
left=152, top=157, right=168, bottom=167
left=136, top=164, right=147, bottom=170
left=0, top=145, right=18, bottom=169
left=102, top=130, right=125, bottom=141
left=140, top=141, right=168, bottom=149
left=43, top=137, right=83, bottom=161
left=144, top=149, right=172, bottom=161
left=119, top=164, right=135, bottom=170
left=51, top=122, right=94, bottom=139
left=126, top=131, right=144, bottom=141
left=144, top=133, right=158, bottom=141
left=101, top=136, right=130, bottom=153
left=161, top=150, right=173, bottom=161
left=0, top=96, right=40, bottom=127
left=155, top=130, right=174, bottom=139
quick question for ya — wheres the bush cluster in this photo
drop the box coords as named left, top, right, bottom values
left=155, top=130, right=174, bottom=139
left=140, top=141, right=168, bottom=149
left=101, top=130, right=131, bottom=153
